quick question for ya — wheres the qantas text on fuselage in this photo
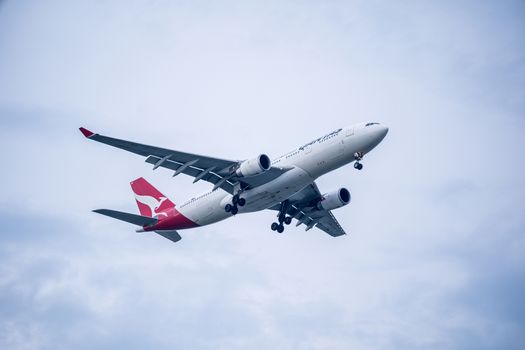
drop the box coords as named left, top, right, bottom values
left=80, top=122, right=388, bottom=243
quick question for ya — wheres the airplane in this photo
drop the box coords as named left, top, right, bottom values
left=80, top=122, right=388, bottom=243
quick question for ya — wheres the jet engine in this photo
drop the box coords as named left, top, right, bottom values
left=317, top=188, right=351, bottom=211
left=236, top=154, right=271, bottom=177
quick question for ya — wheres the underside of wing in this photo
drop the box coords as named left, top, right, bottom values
left=143, top=155, right=288, bottom=194
left=312, top=211, right=347, bottom=237
left=80, top=128, right=289, bottom=193
left=269, top=183, right=347, bottom=237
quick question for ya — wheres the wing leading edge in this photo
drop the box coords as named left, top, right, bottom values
left=80, top=127, right=289, bottom=193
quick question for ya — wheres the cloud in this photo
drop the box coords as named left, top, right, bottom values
left=0, top=0, right=524, bottom=349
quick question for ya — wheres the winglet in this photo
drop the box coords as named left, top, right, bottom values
left=79, top=127, right=95, bottom=138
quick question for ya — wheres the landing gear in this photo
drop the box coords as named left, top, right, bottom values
left=354, top=151, right=364, bottom=170
left=270, top=201, right=292, bottom=233
left=271, top=222, right=284, bottom=233
left=225, top=193, right=246, bottom=215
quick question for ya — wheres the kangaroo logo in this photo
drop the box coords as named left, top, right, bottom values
left=135, top=194, right=169, bottom=217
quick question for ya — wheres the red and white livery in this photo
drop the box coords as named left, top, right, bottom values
left=80, top=122, right=388, bottom=243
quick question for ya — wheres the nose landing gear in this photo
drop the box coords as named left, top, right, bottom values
left=354, top=152, right=364, bottom=170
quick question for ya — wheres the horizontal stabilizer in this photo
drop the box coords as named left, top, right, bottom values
left=93, top=209, right=158, bottom=226
left=155, top=230, right=182, bottom=243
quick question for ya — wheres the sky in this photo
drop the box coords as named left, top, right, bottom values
left=0, top=0, right=524, bottom=349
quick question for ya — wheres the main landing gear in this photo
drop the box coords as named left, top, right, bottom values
left=270, top=202, right=292, bottom=233
left=354, top=152, right=364, bottom=170
left=224, top=193, right=246, bottom=215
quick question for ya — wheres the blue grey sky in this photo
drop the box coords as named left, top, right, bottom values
left=1, top=1, right=524, bottom=349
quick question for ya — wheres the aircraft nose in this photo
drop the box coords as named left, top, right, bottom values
left=380, top=125, right=389, bottom=138
left=375, top=125, right=388, bottom=141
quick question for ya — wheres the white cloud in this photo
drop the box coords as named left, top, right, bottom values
left=0, top=0, right=524, bottom=349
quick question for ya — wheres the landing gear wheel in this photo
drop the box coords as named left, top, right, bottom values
left=354, top=162, right=363, bottom=170
left=232, top=194, right=239, bottom=205
left=237, top=197, right=246, bottom=207
left=284, top=216, right=292, bottom=225
left=225, top=204, right=232, bottom=213
left=277, top=224, right=284, bottom=233
left=271, top=222, right=279, bottom=231
left=231, top=206, right=239, bottom=215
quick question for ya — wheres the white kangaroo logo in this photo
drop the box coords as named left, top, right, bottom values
left=135, top=194, right=169, bottom=217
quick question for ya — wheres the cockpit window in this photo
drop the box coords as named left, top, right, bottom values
left=365, top=122, right=380, bottom=127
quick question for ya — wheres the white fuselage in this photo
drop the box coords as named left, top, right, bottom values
left=176, top=122, right=388, bottom=227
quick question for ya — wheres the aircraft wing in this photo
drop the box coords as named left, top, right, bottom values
left=79, top=127, right=289, bottom=194
left=269, top=183, right=347, bottom=237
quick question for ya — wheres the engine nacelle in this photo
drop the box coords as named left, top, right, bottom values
left=236, top=154, right=271, bottom=177
left=317, top=188, right=351, bottom=211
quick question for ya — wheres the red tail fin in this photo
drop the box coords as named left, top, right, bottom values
left=130, top=177, right=175, bottom=217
